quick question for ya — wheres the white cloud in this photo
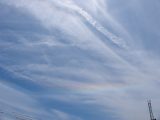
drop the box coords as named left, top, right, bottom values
left=1, top=0, right=160, bottom=120
left=51, top=109, right=82, bottom=120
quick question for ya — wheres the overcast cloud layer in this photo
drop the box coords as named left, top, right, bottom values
left=0, top=0, right=160, bottom=120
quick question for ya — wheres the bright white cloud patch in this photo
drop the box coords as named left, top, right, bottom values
left=0, top=0, right=160, bottom=120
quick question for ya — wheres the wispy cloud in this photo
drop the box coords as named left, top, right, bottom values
left=1, top=0, right=160, bottom=120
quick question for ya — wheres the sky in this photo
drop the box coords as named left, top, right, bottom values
left=0, top=0, right=160, bottom=120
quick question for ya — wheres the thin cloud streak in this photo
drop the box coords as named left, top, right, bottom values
left=0, top=0, right=160, bottom=120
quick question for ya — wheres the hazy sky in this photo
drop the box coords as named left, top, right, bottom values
left=0, top=0, right=160, bottom=120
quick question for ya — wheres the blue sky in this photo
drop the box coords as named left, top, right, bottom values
left=0, top=0, right=160, bottom=120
